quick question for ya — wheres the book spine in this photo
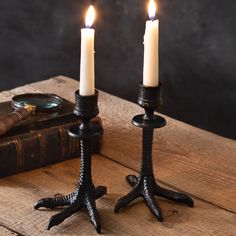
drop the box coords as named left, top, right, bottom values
left=0, top=120, right=102, bottom=177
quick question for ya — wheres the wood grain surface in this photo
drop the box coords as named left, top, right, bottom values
left=23, top=76, right=236, bottom=213
left=0, top=76, right=235, bottom=235
left=0, top=155, right=235, bottom=236
left=0, top=226, right=19, bottom=236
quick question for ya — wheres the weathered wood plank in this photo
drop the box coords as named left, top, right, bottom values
left=0, top=155, right=235, bottom=236
left=20, top=76, right=236, bottom=213
left=0, top=226, right=20, bottom=236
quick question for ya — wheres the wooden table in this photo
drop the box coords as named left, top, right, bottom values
left=0, top=76, right=235, bottom=236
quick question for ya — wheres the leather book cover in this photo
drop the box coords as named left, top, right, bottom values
left=0, top=97, right=103, bottom=177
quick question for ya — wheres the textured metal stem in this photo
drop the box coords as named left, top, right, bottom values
left=79, top=138, right=92, bottom=187
left=141, top=128, right=154, bottom=177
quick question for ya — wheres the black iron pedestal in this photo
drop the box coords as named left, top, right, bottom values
left=34, top=90, right=107, bottom=234
left=114, top=83, right=194, bottom=221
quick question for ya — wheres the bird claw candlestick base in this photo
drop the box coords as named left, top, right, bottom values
left=114, top=83, right=194, bottom=221
left=34, top=90, right=107, bottom=234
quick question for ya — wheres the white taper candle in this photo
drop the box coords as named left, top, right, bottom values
left=143, top=0, right=159, bottom=87
left=80, top=5, right=96, bottom=96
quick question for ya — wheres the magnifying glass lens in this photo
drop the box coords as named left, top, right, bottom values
left=19, top=97, right=60, bottom=109
left=12, top=94, right=63, bottom=113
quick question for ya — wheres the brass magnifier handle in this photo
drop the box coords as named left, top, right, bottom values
left=0, top=105, right=36, bottom=136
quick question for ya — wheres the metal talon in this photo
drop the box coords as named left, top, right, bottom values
left=85, top=196, right=101, bottom=234
left=126, top=175, right=138, bottom=187
left=95, top=186, right=107, bottom=198
left=47, top=204, right=79, bottom=230
left=35, top=90, right=107, bottom=233
left=143, top=191, right=163, bottom=221
left=114, top=188, right=140, bottom=213
left=154, top=185, right=194, bottom=207
left=115, top=83, right=194, bottom=221
left=34, top=195, right=71, bottom=210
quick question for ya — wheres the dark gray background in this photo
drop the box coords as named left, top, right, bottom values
left=0, top=0, right=235, bottom=139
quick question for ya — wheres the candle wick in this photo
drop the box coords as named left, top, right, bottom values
left=150, top=16, right=156, bottom=21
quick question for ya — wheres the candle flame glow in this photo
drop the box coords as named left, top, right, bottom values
left=85, top=5, right=95, bottom=28
left=148, top=0, right=157, bottom=20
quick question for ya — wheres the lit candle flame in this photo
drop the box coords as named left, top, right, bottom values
left=148, top=0, right=157, bottom=20
left=85, top=5, right=95, bottom=28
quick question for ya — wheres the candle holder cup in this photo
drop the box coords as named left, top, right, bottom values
left=114, top=83, right=194, bottom=221
left=34, top=90, right=107, bottom=234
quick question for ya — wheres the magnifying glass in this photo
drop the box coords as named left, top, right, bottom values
left=0, top=93, right=63, bottom=136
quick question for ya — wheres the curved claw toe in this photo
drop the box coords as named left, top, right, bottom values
left=114, top=199, right=124, bottom=213
left=126, top=175, right=138, bottom=187
left=92, top=221, right=101, bottom=234
left=34, top=194, right=73, bottom=210
left=143, top=191, right=163, bottom=221
left=95, top=186, right=107, bottom=199
left=178, top=193, right=194, bottom=207
left=47, top=213, right=64, bottom=230
left=34, top=199, right=45, bottom=209
left=85, top=196, right=101, bottom=234
left=114, top=189, right=140, bottom=213
left=47, top=204, right=79, bottom=230
left=92, top=219, right=101, bottom=234
left=155, top=186, right=194, bottom=207
left=34, top=198, right=59, bottom=210
left=184, top=194, right=194, bottom=207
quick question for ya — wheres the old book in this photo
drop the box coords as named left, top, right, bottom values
left=0, top=97, right=102, bottom=177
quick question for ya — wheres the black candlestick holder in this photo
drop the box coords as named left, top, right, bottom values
left=34, top=90, right=107, bottom=234
left=114, top=83, right=194, bottom=221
